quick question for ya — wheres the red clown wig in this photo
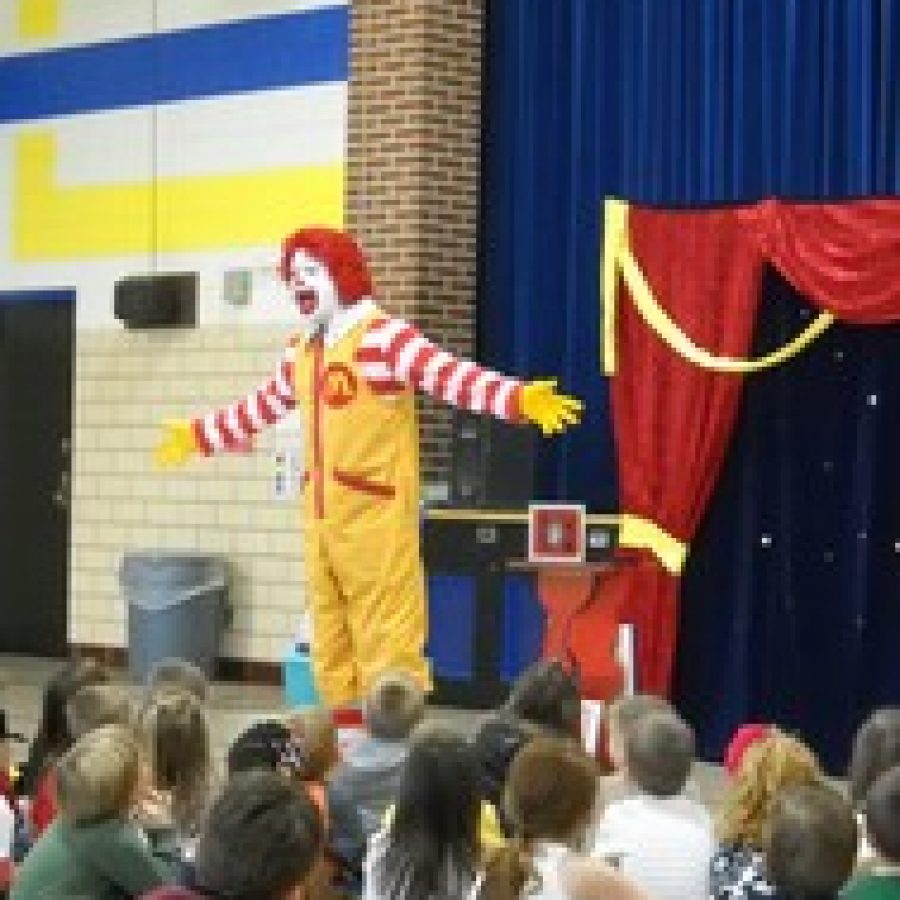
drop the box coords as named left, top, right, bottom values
left=279, top=227, right=373, bottom=306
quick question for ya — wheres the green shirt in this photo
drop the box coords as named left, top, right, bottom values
left=11, top=817, right=173, bottom=900
left=842, top=872, right=900, bottom=900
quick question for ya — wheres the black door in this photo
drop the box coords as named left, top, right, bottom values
left=0, top=291, right=74, bottom=656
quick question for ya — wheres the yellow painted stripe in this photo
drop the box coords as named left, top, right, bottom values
left=13, top=131, right=344, bottom=260
left=18, top=0, right=59, bottom=39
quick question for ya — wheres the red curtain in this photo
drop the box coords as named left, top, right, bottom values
left=742, top=198, right=900, bottom=323
left=612, top=207, right=764, bottom=694
left=612, top=197, right=900, bottom=695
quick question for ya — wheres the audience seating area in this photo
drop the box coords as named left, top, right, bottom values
left=0, top=655, right=898, bottom=900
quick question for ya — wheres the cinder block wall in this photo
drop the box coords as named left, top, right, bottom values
left=71, top=326, right=306, bottom=662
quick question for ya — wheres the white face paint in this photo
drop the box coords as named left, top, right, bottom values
left=288, top=248, right=340, bottom=332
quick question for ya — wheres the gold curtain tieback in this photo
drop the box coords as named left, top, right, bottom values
left=602, top=198, right=833, bottom=375
left=619, top=514, right=688, bottom=575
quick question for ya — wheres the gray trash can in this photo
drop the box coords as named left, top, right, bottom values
left=121, top=551, right=228, bottom=684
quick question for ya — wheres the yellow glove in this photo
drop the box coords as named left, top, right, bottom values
left=519, top=379, right=583, bottom=436
left=154, top=419, right=198, bottom=468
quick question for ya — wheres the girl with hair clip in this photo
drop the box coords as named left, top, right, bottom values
left=479, top=737, right=646, bottom=900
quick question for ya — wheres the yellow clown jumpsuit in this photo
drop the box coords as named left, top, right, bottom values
left=178, top=305, right=558, bottom=706
left=294, top=311, right=429, bottom=705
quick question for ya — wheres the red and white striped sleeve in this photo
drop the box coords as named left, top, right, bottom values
left=191, top=347, right=296, bottom=454
left=356, top=317, right=524, bottom=421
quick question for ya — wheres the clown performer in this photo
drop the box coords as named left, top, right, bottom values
left=155, top=227, right=582, bottom=709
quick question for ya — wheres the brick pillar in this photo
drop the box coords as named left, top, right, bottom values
left=347, top=0, right=484, bottom=483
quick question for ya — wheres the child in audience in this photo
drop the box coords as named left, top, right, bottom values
left=328, top=669, right=425, bottom=835
left=11, top=724, right=172, bottom=899
left=0, top=710, right=25, bottom=894
left=711, top=729, right=823, bottom=898
left=480, top=737, right=647, bottom=900
left=363, top=727, right=487, bottom=899
left=227, top=718, right=366, bottom=892
left=141, top=769, right=324, bottom=900
left=474, top=660, right=581, bottom=813
left=0, top=714, right=18, bottom=896
left=848, top=709, right=900, bottom=864
left=21, top=657, right=110, bottom=840
left=137, top=689, right=213, bottom=865
left=287, top=707, right=366, bottom=890
left=849, top=710, right=900, bottom=808
left=766, top=782, right=857, bottom=898
left=599, top=693, right=670, bottom=806
left=66, top=682, right=134, bottom=741
left=226, top=720, right=292, bottom=776
left=593, top=708, right=714, bottom=899
left=286, top=708, right=340, bottom=817
left=843, top=766, right=900, bottom=899
left=146, top=660, right=209, bottom=706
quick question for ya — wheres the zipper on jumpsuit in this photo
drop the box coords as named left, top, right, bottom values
left=312, top=337, right=325, bottom=521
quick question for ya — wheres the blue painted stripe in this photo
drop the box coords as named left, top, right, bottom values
left=0, top=7, right=347, bottom=124
left=0, top=290, right=74, bottom=303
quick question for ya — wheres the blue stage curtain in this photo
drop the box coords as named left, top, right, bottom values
left=677, top=279, right=900, bottom=772
left=481, top=0, right=898, bottom=768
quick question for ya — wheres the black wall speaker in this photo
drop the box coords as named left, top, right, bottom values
left=114, top=273, right=197, bottom=328
left=449, top=409, right=535, bottom=509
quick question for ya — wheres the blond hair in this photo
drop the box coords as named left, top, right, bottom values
left=717, top=730, right=823, bottom=848
left=285, top=708, right=338, bottom=781
left=56, top=724, right=141, bottom=825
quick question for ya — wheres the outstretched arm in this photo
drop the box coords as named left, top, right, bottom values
left=357, top=317, right=582, bottom=434
left=155, top=348, right=296, bottom=466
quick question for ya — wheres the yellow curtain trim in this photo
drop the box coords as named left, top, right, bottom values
left=603, top=198, right=629, bottom=374
left=617, top=243, right=835, bottom=374
left=619, top=514, right=688, bottom=575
